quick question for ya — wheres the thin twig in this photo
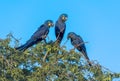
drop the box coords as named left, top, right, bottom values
left=10, top=34, right=21, bottom=42
left=101, top=65, right=115, bottom=74
left=55, top=33, right=61, bottom=43
left=74, top=41, right=88, bottom=48
left=47, top=36, right=50, bottom=41
left=91, top=60, right=115, bottom=73
left=63, top=40, right=68, bottom=46
left=43, top=52, right=49, bottom=62
left=0, top=38, right=3, bottom=42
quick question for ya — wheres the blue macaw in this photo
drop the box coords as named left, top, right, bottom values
left=55, top=13, right=68, bottom=44
left=16, top=20, right=54, bottom=51
left=67, top=32, right=92, bottom=66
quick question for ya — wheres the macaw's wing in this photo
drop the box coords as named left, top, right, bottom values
left=55, top=22, right=66, bottom=43
left=77, top=41, right=92, bottom=66
left=71, top=36, right=83, bottom=47
left=71, top=36, right=88, bottom=59
left=31, top=25, right=49, bottom=40
left=77, top=44, right=87, bottom=56
left=71, top=35, right=92, bottom=66
left=55, top=23, right=60, bottom=38
left=73, top=36, right=87, bottom=57
left=16, top=25, right=49, bottom=52
left=77, top=35, right=84, bottom=43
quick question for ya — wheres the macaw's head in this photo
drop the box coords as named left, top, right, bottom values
left=59, top=13, right=68, bottom=22
left=45, top=20, right=54, bottom=27
left=67, top=32, right=76, bottom=40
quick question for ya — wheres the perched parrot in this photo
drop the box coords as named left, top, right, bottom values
left=16, top=20, right=54, bottom=51
left=55, top=13, right=68, bottom=44
left=67, top=32, right=92, bottom=66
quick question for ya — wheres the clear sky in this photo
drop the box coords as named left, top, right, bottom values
left=0, top=0, right=120, bottom=76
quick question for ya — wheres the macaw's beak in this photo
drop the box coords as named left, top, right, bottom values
left=51, top=23, right=54, bottom=27
left=67, top=36, right=70, bottom=40
left=65, top=17, right=68, bottom=21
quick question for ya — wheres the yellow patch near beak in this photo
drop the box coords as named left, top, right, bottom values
left=62, top=16, right=67, bottom=21
left=48, top=23, right=54, bottom=27
left=48, top=23, right=51, bottom=26
left=62, top=16, right=65, bottom=20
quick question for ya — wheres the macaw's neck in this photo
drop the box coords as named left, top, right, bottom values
left=58, top=18, right=65, bottom=23
left=70, top=37, right=75, bottom=41
left=44, top=24, right=50, bottom=28
left=70, top=35, right=79, bottom=41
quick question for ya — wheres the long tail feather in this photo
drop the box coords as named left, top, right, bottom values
left=81, top=50, right=92, bottom=66
left=16, top=39, right=35, bottom=51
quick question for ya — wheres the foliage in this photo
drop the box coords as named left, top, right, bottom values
left=0, top=34, right=120, bottom=81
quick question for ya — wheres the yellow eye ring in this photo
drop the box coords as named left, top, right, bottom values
left=48, top=23, right=51, bottom=26
left=62, top=16, right=65, bottom=20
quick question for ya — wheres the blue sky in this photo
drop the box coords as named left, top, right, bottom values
left=0, top=0, right=120, bottom=75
